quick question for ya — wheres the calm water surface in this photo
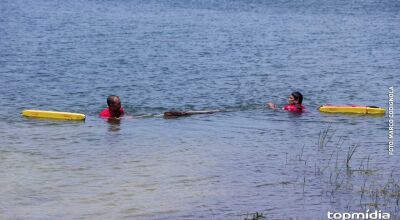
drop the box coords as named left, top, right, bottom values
left=0, top=0, right=399, bottom=219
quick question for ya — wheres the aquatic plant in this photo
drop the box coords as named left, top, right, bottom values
left=286, top=125, right=399, bottom=217
left=345, top=144, right=359, bottom=171
left=318, top=123, right=336, bottom=149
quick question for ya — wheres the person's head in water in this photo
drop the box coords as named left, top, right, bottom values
left=288, top=91, right=303, bottom=105
left=107, top=95, right=122, bottom=117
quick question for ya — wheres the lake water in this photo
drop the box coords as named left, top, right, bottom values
left=0, top=0, right=399, bottom=219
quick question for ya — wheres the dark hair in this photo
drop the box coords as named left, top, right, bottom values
left=291, top=92, right=303, bottom=104
left=107, top=95, right=120, bottom=106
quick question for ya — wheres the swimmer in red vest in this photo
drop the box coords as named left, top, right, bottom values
left=267, top=91, right=305, bottom=113
left=99, top=95, right=125, bottom=118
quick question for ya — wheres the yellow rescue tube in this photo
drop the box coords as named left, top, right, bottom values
left=319, top=105, right=385, bottom=115
left=22, top=109, right=86, bottom=120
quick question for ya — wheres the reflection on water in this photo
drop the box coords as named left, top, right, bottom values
left=107, top=118, right=121, bottom=132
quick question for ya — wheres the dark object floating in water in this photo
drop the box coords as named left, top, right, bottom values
left=163, top=110, right=221, bottom=118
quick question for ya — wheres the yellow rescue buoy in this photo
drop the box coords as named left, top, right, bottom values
left=22, top=109, right=86, bottom=121
left=319, top=105, right=385, bottom=115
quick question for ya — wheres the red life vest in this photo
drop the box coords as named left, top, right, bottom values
left=99, top=107, right=125, bottom=118
left=283, top=104, right=305, bottom=113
